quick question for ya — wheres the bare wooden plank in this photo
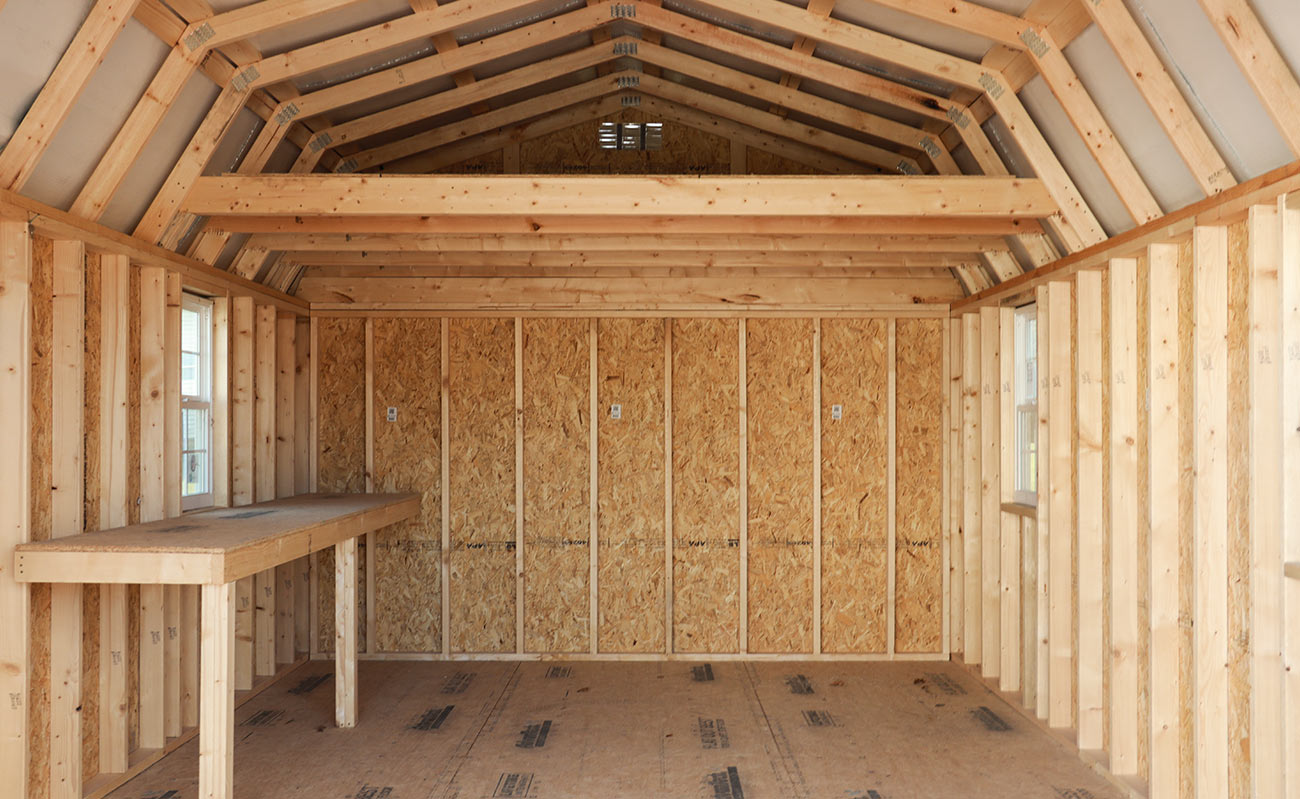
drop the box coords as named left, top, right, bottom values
left=1193, top=225, right=1230, bottom=798
left=138, top=266, right=166, bottom=751
left=334, top=537, right=357, bottom=728
left=1243, top=203, right=1283, bottom=797
left=961, top=313, right=982, bottom=665
left=979, top=306, right=1000, bottom=680
left=1047, top=280, right=1074, bottom=730
left=50, top=239, right=83, bottom=799
left=231, top=297, right=254, bottom=690
left=1034, top=283, right=1051, bottom=721
left=254, top=306, right=277, bottom=677
left=198, top=582, right=234, bottom=799
left=1109, top=257, right=1140, bottom=775
left=1075, top=269, right=1103, bottom=752
left=275, top=316, right=296, bottom=665
left=1147, top=241, right=1183, bottom=798
left=181, top=176, right=1059, bottom=219
left=163, top=273, right=183, bottom=741
left=997, top=307, right=1018, bottom=690
left=16, top=494, right=420, bottom=586
left=947, top=318, right=963, bottom=657
left=1280, top=192, right=1300, bottom=799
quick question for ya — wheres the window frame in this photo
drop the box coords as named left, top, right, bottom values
left=1012, top=302, right=1039, bottom=506
left=180, top=293, right=214, bottom=511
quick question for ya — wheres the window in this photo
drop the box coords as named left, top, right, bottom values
left=181, top=295, right=213, bottom=510
left=1013, top=304, right=1038, bottom=505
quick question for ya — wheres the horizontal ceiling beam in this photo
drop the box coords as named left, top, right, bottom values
left=295, top=274, right=965, bottom=307
left=248, top=232, right=1009, bottom=253
left=203, top=214, right=1043, bottom=236
left=181, top=175, right=1057, bottom=218
left=283, top=250, right=978, bottom=268
left=299, top=265, right=960, bottom=279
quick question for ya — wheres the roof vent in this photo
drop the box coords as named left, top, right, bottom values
left=598, top=122, right=663, bottom=150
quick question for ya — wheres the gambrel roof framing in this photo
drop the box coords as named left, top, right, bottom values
left=1, top=0, right=1298, bottom=299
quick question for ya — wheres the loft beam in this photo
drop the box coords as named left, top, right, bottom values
left=180, top=175, right=1058, bottom=218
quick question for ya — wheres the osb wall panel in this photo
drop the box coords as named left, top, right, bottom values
left=895, top=318, right=944, bottom=652
left=1225, top=220, right=1251, bottom=799
left=522, top=318, right=590, bottom=653
left=81, top=253, right=101, bottom=779
left=745, top=148, right=827, bottom=175
left=820, top=319, right=889, bottom=653
left=520, top=109, right=729, bottom=174
left=432, top=149, right=505, bottom=174
left=596, top=318, right=665, bottom=653
left=448, top=318, right=516, bottom=653
left=371, top=318, right=441, bottom=653
left=27, top=235, right=52, bottom=799
left=315, top=317, right=367, bottom=655
left=745, top=319, right=813, bottom=653
left=671, top=318, right=740, bottom=653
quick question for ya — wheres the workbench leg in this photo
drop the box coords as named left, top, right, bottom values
left=199, top=583, right=235, bottom=799
left=335, top=537, right=357, bottom=728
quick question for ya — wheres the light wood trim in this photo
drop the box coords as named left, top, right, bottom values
left=997, top=306, right=1017, bottom=692
left=1075, top=269, right=1103, bottom=752
left=334, top=536, right=357, bottom=728
left=1279, top=193, right=1300, bottom=799
left=1147, top=242, right=1181, bottom=799
left=1033, top=283, right=1050, bottom=720
left=49, top=239, right=84, bottom=799
left=0, top=218, right=30, bottom=796
left=948, top=318, right=963, bottom=657
left=1193, top=225, right=1230, bottom=797
left=1108, top=257, right=1140, bottom=775
left=978, top=306, right=1000, bottom=679
left=198, top=582, right=235, bottom=799
left=1247, top=203, right=1284, bottom=796
left=183, top=175, right=1056, bottom=219
left=98, top=253, right=130, bottom=772
left=1046, top=280, right=1073, bottom=730
left=139, top=266, right=167, bottom=750
left=960, top=313, right=982, bottom=666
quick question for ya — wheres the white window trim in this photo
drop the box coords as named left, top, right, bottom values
left=181, top=294, right=214, bottom=511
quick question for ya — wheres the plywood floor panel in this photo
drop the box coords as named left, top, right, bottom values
left=104, top=661, right=1126, bottom=799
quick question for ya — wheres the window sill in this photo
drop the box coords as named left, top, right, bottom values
left=1000, top=501, right=1038, bottom=519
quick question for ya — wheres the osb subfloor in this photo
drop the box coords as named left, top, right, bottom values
left=108, top=660, right=1123, bottom=799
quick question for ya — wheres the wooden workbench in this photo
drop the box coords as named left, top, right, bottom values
left=14, top=492, right=420, bottom=799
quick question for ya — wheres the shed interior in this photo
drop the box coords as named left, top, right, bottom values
left=1, top=1, right=1299, bottom=798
